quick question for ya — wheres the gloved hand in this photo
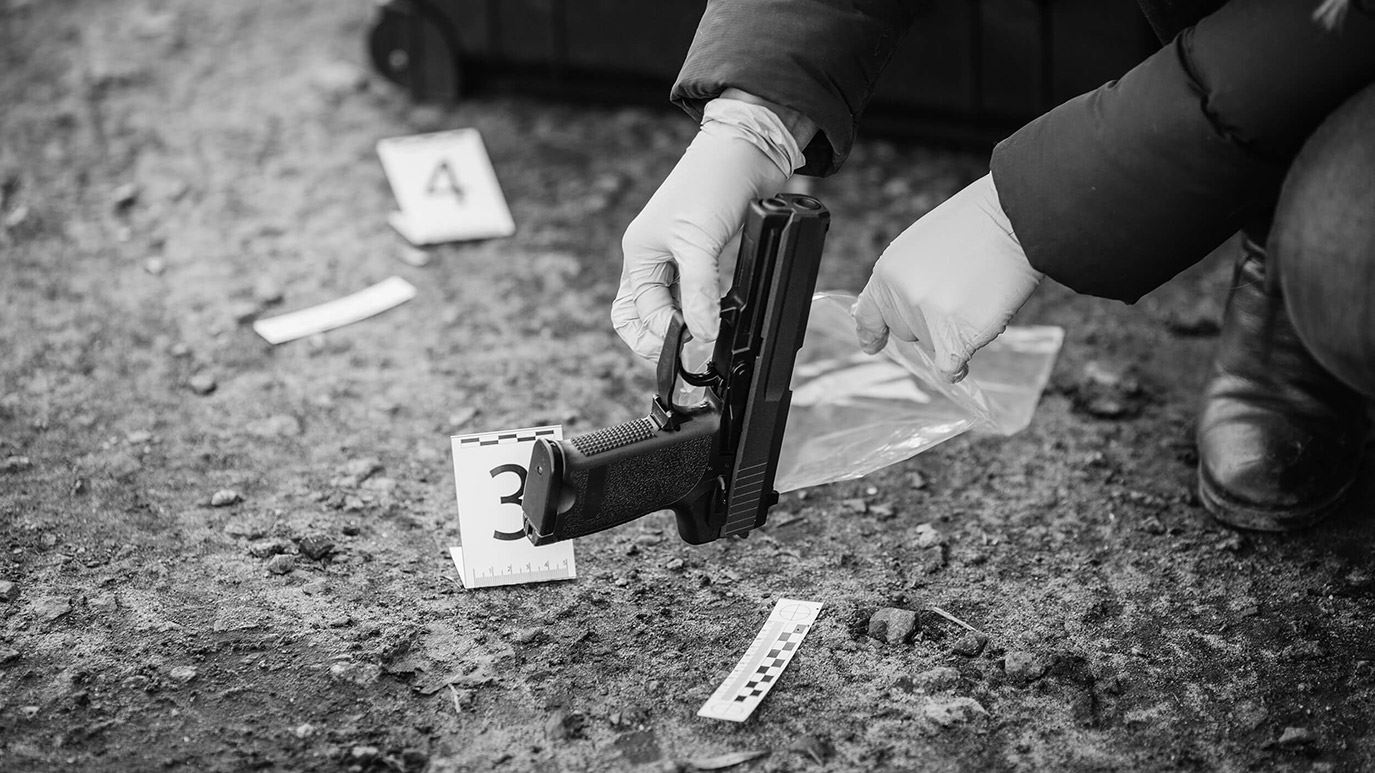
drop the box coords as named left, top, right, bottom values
left=853, top=173, right=1043, bottom=382
left=612, top=95, right=808, bottom=360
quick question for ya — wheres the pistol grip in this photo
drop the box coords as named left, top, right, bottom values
left=523, top=411, right=720, bottom=545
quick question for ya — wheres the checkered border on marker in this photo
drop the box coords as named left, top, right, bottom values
left=455, top=426, right=559, bottom=447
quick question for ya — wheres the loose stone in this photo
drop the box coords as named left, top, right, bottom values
left=867, top=607, right=918, bottom=645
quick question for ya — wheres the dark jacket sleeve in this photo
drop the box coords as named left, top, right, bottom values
left=991, top=0, right=1375, bottom=303
left=671, top=0, right=917, bottom=176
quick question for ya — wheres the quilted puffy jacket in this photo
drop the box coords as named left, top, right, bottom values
left=671, top=0, right=1375, bottom=301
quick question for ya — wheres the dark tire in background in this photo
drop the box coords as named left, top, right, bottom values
left=369, top=0, right=464, bottom=103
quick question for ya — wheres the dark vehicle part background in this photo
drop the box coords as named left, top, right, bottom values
left=368, top=0, right=1157, bottom=146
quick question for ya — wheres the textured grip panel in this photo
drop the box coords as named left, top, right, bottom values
left=570, top=417, right=656, bottom=456
left=551, top=427, right=715, bottom=542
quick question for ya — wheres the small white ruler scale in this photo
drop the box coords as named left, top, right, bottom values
left=698, top=598, right=822, bottom=722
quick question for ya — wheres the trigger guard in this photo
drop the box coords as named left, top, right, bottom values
left=655, top=311, right=717, bottom=416
left=678, top=355, right=715, bottom=388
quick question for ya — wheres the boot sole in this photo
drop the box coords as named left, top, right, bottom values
left=1197, top=464, right=1352, bottom=532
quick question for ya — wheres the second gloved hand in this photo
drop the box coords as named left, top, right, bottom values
left=612, top=97, right=805, bottom=360
left=853, top=173, right=1043, bottom=382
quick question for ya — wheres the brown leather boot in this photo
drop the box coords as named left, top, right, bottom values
left=1196, top=239, right=1367, bottom=531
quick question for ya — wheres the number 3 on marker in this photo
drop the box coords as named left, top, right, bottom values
left=489, top=463, right=527, bottom=541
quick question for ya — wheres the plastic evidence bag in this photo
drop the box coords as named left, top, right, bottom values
left=772, top=292, right=1063, bottom=492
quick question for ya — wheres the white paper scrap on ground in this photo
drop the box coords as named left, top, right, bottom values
left=252, top=277, right=417, bottom=344
left=698, top=598, right=822, bottom=722
left=449, top=425, right=576, bottom=588
left=378, top=129, right=515, bottom=245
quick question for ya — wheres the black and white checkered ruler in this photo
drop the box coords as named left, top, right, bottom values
left=698, top=598, right=822, bottom=722
left=449, top=425, right=576, bottom=588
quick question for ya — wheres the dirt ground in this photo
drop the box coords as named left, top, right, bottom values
left=2, top=1, right=1373, bottom=771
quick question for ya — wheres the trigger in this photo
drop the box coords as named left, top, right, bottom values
left=652, top=311, right=693, bottom=430
left=653, top=310, right=717, bottom=428
left=655, top=310, right=691, bottom=404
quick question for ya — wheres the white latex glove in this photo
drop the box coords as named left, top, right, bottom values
left=853, top=173, right=1043, bottom=382
left=612, top=96, right=807, bottom=360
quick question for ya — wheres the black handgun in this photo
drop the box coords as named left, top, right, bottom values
left=521, top=194, right=829, bottom=545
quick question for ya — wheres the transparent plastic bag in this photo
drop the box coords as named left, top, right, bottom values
left=773, top=292, right=1063, bottom=492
